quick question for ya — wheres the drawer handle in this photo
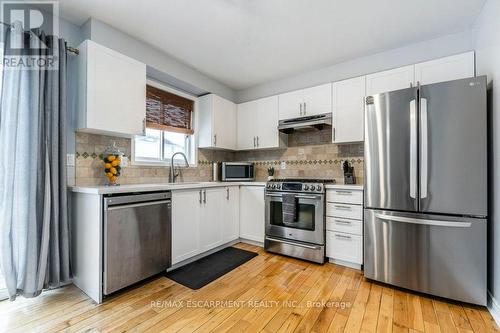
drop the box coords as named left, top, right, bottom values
left=334, top=219, right=352, bottom=225
left=335, top=190, right=352, bottom=195
left=335, top=234, right=352, bottom=240
left=334, top=205, right=352, bottom=210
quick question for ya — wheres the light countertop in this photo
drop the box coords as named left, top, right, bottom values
left=325, top=184, right=364, bottom=190
left=69, top=181, right=267, bottom=195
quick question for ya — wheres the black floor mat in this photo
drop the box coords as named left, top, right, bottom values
left=166, top=247, right=258, bottom=289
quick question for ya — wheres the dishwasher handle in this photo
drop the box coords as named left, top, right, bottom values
left=106, top=199, right=171, bottom=211
left=104, top=191, right=171, bottom=207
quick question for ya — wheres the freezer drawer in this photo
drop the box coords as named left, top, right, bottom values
left=364, top=209, right=486, bottom=305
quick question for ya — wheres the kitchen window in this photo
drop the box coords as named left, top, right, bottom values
left=133, top=82, right=197, bottom=165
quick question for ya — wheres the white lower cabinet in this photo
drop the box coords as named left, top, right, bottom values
left=222, top=186, right=240, bottom=243
left=239, top=186, right=265, bottom=243
left=172, top=186, right=240, bottom=265
left=326, top=231, right=363, bottom=265
left=199, top=188, right=224, bottom=252
left=325, top=186, right=364, bottom=268
left=172, top=190, right=201, bottom=264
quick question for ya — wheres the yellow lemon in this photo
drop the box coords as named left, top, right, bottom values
left=107, top=155, right=116, bottom=161
left=110, top=167, right=117, bottom=175
left=106, top=172, right=113, bottom=178
left=111, top=160, right=119, bottom=167
left=110, top=176, right=117, bottom=182
left=104, top=163, right=112, bottom=169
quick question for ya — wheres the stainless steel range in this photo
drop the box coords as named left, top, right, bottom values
left=264, top=178, right=333, bottom=264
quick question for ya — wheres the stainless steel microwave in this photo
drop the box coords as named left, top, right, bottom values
left=219, top=162, right=255, bottom=181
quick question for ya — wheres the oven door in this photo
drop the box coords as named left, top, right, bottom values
left=265, top=192, right=325, bottom=245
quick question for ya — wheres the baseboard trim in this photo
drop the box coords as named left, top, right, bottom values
left=488, top=291, right=500, bottom=327
left=238, top=238, right=264, bottom=247
left=328, top=258, right=362, bottom=271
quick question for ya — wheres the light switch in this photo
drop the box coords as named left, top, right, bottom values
left=280, top=161, right=286, bottom=170
left=66, top=153, right=75, bottom=166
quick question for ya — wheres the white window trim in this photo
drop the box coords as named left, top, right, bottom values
left=131, top=79, right=199, bottom=167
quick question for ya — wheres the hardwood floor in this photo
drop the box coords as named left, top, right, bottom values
left=0, top=243, right=498, bottom=333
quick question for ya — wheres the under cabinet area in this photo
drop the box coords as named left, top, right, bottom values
left=171, top=186, right=240, bottom=265
left=325, top=186, right=364, bottom=269
left=76, top=40, right=146, bottom=137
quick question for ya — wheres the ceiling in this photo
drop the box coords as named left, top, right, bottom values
left=58, top=0, right=486, bottom=90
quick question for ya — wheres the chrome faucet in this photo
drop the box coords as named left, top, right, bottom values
left=170, top=152, right=190, bottom=183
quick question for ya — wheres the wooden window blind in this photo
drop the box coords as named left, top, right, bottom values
left=146, top=85, right=194, bottom=134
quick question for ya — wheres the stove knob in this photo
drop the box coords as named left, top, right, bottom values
left=272, top=184, right=276, bottom=189
left=304, top=185, right=309, bottom=191
left=316, top=185, right=322, bottom=191
left=310, top=185, right=315, bottom=191
left=277, top=184, right=281, bottom=190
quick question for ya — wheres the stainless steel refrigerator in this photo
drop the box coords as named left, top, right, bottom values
left=364, top=76, right=487, bottom=305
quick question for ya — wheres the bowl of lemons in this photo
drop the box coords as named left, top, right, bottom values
left=101, top=143, right=124, bottom=186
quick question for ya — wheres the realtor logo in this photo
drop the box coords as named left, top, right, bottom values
left=0, top=1, right=59, bottom=57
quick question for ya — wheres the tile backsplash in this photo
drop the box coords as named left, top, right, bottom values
left=74, top=128, right=363, bottom=186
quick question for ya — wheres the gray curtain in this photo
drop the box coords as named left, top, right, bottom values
left=0, top=22, right=71, bottom=300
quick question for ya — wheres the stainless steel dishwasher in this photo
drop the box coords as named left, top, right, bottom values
left=103, top=191, right=171, bottom=295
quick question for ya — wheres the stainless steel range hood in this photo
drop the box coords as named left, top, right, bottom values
left=278, top=113, right=332, bottom=134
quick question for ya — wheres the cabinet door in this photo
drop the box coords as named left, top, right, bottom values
left=213, top=95, right=237, bottom=149
left=86, top=40, right=146, bottom=136
left=222, top=187, right=240, bottom=243
left=237, top=101, right=258, bottom=150
left=199, top=188, right=224, bottom=252
left=414, top=52, right=474, bottom=86
left=239, top=186, right=265, bottom=243
left=302, top=83, right=332, bottom=116
left=172, top=190, right=201, bottom=264
left=366, top=65, right=414, bottom=95
left=278, top=90, right=303, bottom=120
left=326, top=231, right=362, bottom=264
left=332, top=76, right=366, bottom=143
left=257, top=96, right=279, bottom=149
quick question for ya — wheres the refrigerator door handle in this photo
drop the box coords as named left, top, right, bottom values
left=410, top=99, right=417, bottom=199
left=374, top=213, right=471, bottom=228
left=420, top=97, right=428, bottom=199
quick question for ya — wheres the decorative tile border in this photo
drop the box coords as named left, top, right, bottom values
left=197, top=158, right=363, bottom=166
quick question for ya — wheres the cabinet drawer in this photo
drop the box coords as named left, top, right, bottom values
left=327, top=189, right=363, bottom=205
left=326, top=231, right=362, bottom=264
left=326, top=203, right=363, bottom=220
left=326, top=217, right=362, bottom=235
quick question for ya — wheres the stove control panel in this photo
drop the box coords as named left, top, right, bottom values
left=266, top=182, right=325, bottom=193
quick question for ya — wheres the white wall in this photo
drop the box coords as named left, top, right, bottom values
left=473, top=0, right=500, bottom=313
left=236, top=30, right=474, bottom=102
left=82, top=18, right=237, bottom=101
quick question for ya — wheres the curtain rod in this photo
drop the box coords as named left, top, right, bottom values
left=0, top=21, right=79, bottom=55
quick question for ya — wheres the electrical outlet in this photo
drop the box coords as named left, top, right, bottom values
left=66, top=153, right=75, bottom=166
left=281, top=161, right=286, bottom=169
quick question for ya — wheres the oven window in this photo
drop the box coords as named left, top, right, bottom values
left=225, top=165, right=252, bottom=179
left=269, top=201, right=315, bottom=231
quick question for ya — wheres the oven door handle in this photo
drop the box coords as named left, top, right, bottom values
left=265, top=194, right=320, bottom=200
left=265, top=237, right=323, bottom=250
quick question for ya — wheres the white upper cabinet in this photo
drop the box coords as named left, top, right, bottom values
left=237, top=96, right=285, bottom=150
left=414, top=51, right=475, bottom=86
left=198, top=94, right=237, bottom=150
left=278, top=83, right=332, bottom=120
left=332, top=76, right=366, bottom=143
left=278, top=90, right=303, bottom=120
left=76, top=40, right=146, bottom=137
left=365, top=65, right=415, bottom=96
left=302, top=83, right=333, bottom=116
